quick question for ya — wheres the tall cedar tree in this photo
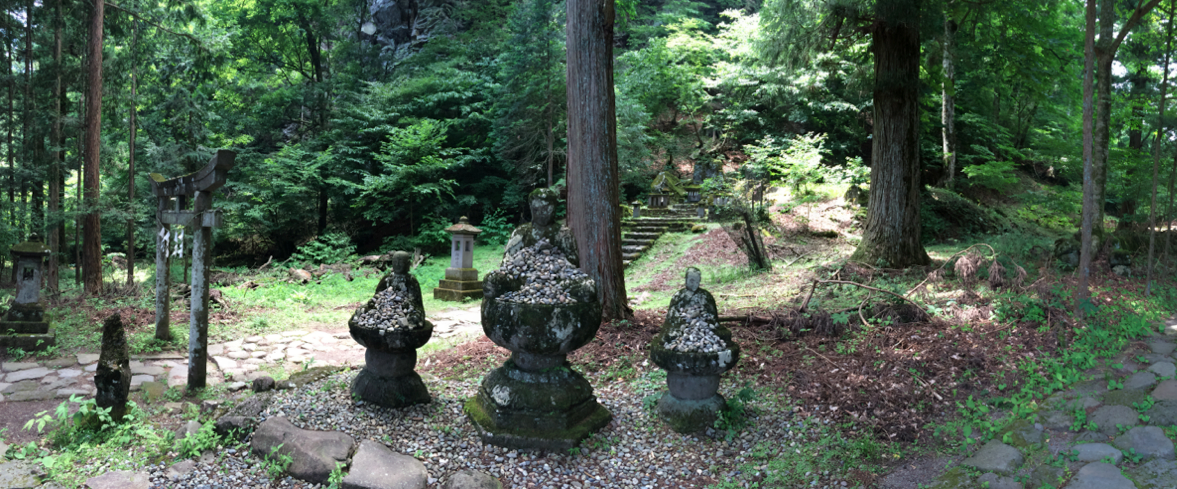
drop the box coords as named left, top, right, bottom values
left=850, top=0, right=930, bottom=268
left=566, top=0, right=630, bottom=320
left=83, top=0, right=103, bottom=294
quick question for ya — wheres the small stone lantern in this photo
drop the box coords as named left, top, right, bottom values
left=0, top=234, right=55, bottom=351
left=632, top=200, right=643, bottom=219
left=434, top=216, right=484, bottom=301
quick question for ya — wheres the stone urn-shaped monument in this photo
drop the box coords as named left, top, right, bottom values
left=349, top=251, right=433, bottom=408
left=649, top=267, right=741, bottom=433
left=466, top=188, right=612, bottom=450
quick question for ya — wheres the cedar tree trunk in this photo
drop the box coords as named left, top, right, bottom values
left=82, top=0, right=103, bottom=295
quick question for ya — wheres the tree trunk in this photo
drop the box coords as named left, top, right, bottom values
left=317, top=187, right=327, bottom=234
left=25, top=0, right=39, bottom=234
left=127, top=21, right=137, bottom=287
left=1078, top=0, right=1097, bottom=311
left=1165, top=150, right=1177, bottom=265
left=850, top=0, right=929, bottom=268
left=48, top=0, right=62, bottom=293
left=566, top=0, right=630, bottom=321
left=940, top=4, right=956, bottom=188
left=1148, top=0, right=1175, bottom=295
left=82, top=0, right=104, bottom=295
left=6, top=21, right=14, bottom=237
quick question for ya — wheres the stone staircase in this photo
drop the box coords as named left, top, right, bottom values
left=621, top=204, right=703, bottom=267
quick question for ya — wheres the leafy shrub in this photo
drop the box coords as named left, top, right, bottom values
left=290, top=233, right=355, bottom=265
left=961, top=159, right=1019, bottom=193
left=479, top=209, right=513, bottom=245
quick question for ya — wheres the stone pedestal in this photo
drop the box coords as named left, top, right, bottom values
left=466, top=294, right=612, bottom=450
left=434, top=268, right=483, bottom=301
left=649, top=343, right=740, bottom=433
left=350, top=321, right=433, bottom=408
left=0, top=237, right=54, bottom=351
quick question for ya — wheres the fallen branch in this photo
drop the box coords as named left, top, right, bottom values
left=798, top=280, right=820, bottom=312
left=258, top=255, right=273, bottom=271
left=858, top=292, right=872, bottom=328
left=818, top=279, right=930, bottom=315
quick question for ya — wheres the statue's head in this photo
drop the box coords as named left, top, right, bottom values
left=529, top=188, right=559, bottom=227
left=685, top=267, right=702, bottom=292
left=391, top=251, right=412, bottom=274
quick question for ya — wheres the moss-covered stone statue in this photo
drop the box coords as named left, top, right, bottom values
left=649, top=267, right=741, bottom=433
left=349, top=251, right=433, bottom=408
left=503, top=188, right=578, bottom=266
left=466, top=189, right=612, bottom=450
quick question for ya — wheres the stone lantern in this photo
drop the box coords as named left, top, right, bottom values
left=434, top=216, right=484, bottom=301
left=631, top=200, right=643, bottom=219
left=0, top=234, right=55, bottom=351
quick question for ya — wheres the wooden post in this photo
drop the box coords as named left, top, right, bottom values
left=188, top=191, right=211, bottom=390
left=154, top=196, right=171, bottom=341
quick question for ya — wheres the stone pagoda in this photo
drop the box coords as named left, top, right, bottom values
left=434, top=216, right=483, bottom=302
left=0, top=235, right=54, bottom=351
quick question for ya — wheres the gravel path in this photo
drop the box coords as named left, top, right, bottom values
left=140, top=366, right=863, bottom=489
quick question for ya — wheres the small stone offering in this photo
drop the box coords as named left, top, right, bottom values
left=349, top=251, right=433, bottom=408
left=649, top=267, right=741, bottom=433
left=95, top=313, right=131, bottom=422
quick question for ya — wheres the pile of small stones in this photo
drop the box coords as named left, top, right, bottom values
left=497, top=239, right=589, bottom=305
left=353, top=287, right=424, bottom=332
left=664, top=303, right=726, bottom=353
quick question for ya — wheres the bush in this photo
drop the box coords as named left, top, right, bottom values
left=961, top=159, right=1019, bottom=193
left=478, top=209, right=513, bottom=246
left=290, top=233, right=355, bottom=265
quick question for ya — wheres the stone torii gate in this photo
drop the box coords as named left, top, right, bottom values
left=150, top=150, right=235, bottom=390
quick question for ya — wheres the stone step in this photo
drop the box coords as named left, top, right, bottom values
left=622, top=239, right=655, bottom=247
left=622, top=253, right=641, bottom=261
left=621, top=245, right=648, bottom=253
left=625, top=232, right=661, bottom=240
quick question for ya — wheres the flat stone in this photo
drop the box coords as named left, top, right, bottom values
left=961, top=440, right=1023, bottom=475
left=130, top=365, right=164, bottom=376
left=250, top=351, right=266, bottom=358
left=241, top=343, right=258, bottom=351
left=5, top=368, right=49, bottom=383
left=84, top=470, right=150, bottom=489
left=1115, top=426, right=1176, bottom=461
left=0, top=460, right=44, bottom=488
left=1153, top=380, right=1177, bottom=401
left=1103, top=387, right=1148, bottom=407
left=165, top=460, right=196, bottom=480
left=442, top=470, right=503, bottom=489
left=1078, top=396, right=1101, bottom=410
left=56, top=388, right=93, bottom=398
left=227, top=351, right=250, bottom=360
left=251, top=416, right=354, bottom=484
left=1127, top=458, right=1177, bottom=489
left=0, top=383, right=10, bottom=393
left=1152, top=362, right=1177, bottom=378
left=1126, top=371, right=1158, bottom=390
left=78, top=353, right=101, bottom=364
left=976, top=473, right=1021, bottom=489
left=1, top=380, right=36, bottom=394
left=1090, top=405, right=1139, bottom=436
left=1040, top=410, right=1075, bottom=430
left=1069, top=443, right=1123, bottom=464
left=130, top=374, right=153, bottom=386
left=84, top=364, right=97, bottom=373
left=1, top=362, right=39, bottom=372
left=208, top=344, right=224, bottom=356
left=38, top=376, right=57, bottom=385
left=244, top=336, right=262, bottom=343
left=43, top=378, right=76, bottom=390
left=1151, top=340, right=1177, bottom=355
left=7, top=389, right=55, bottom=402
left=341, top=439, right=427, bottom=489
left=43, top=358, right=75, bottom=369
left=139, top=381, right=167, bottom=402
left=1148, top=400, right=1177, bottom=426
left=212, top=356, right=238, bottom=370
left=226, top=381, right=248, bottom=391
left=1063, top=462, right=1134, bottom=489
left=56, top=369, right=82, bottom=379
left=1003, top=419, right=1044, bottom=449
left=282, top=330, right=309, bottom=337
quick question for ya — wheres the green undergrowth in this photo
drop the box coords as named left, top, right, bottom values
left=933, top=284, right=1177, bottom=454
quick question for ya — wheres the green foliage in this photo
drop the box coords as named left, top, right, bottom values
left=714, top=384, right=757, bottom=440
left=961, top=159, right=1019, bottom=193
left=290, top=233, right=356, bottom=265
left=175, top=421, right=225, bottom=459
left=263, top=444, right=294, bottom=479
left=478, top=209, right=514, bottom=246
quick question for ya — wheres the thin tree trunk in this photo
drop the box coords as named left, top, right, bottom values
left=566, top=0, right=630, bottom=321
left=48, top=0, right=62, bottom=293
left=25, top=0, right=38, bottom=234
left=1078, top=0, right=1097, bottom=312
left=850, top=0, right=929, bottom=268
left=75, top=96, right=82, bottom=285
left=82, top=0, right=104, bottom=295
left=127, top=20, right=137, bottom=286
left=1149, top=0, right=1176, bottom=295
left=1165, top=150, right=1177, bottom=266
left=6, top=20, right=14, bottom=238
left=941, top=3, right=956, bottom=188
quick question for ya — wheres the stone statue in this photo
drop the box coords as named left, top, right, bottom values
left=504, top=188, right=578, bottom=266
left=349, top=251, right=433, bottom=408
left=649, top=267, right=740, bottom=433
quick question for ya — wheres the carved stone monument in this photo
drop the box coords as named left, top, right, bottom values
left=434, top=217, right=484, bottom=302
left=466, top=188, right=611, bottom=450
left=649, top=267, right=741, bottom=433
left=350, top=251, right=433, bottom=407
left=150, top=150, right=235, bottom=390
left=0, top=235, right=54, bottom=351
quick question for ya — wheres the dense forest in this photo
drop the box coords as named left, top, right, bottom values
left=0, top=0, right=1172, bottom=300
